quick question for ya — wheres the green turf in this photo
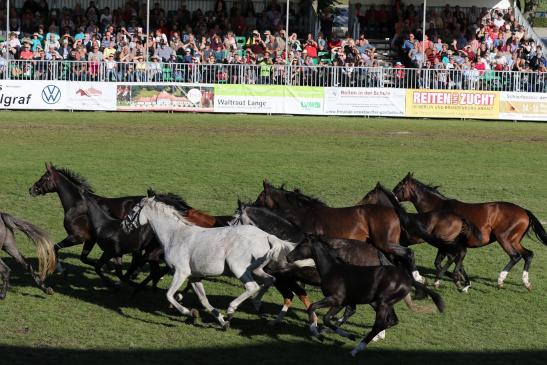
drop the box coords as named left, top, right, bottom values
left=0, top=112, right=546, bottom=365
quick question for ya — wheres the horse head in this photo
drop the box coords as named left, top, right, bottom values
left=393, top=172, right=416, bottom=202
left=29, top=162, right=58, bottom=196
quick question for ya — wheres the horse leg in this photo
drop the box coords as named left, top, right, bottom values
left=250, top=265, right=276, bottom=313
left=166, top=268, right=193, bottom=317
left=307, top=296, right=340, bottom=337
left=496, top=239, right=523, bottom=289
left=3, top=235, right=53, bottom=295
left=335, top=304, right=356, bottom=327
left=226, top=271, right=261, bottom=324
left=453, top=247, right=471, bottom=292
left=383, top=244, right=425, bottom=284
left=323, top=306, right=357, bottom=340
left=433, top=250, right=447, bottom=288
left=0, top=258, right=10, bottom=299
left=514, top=243, right=534, bottom=291
left=94, top=252, right=121, bottom=289
left=53, top=235, right=81, bottom=273
left=437, top=254, right=457, bottom=288
left=269, top=276, right=296, bottom=325
left=190, top=280, right=226, bottom=326
left=350, top=303, right=392, bottom=357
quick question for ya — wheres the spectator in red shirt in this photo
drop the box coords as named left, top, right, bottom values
left=303, top=38, right=318, bottom=58
left=19, top=42, right=34, bottom=60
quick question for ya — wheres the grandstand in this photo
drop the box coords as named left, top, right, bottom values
left=0, top=0, right=545, bottom=92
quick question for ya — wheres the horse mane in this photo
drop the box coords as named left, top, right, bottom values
left=54, top=166, right=94, bottom=193
left=275, top=185, right=326, bottom=208
left=150, top=190, right=192, bottom=215
left=376, top=184, right=406, bottom=212
left=412, top=178, right=447, bottom=199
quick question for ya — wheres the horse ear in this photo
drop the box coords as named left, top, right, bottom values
left=147, top=187, right=155, bottom=197
left=376, top=181, right=381, bottom=188
left=237, top=198, right=242, bottom=209
left=45, top=162, right=53, bottom=172
left=263, top=179, right=270, bottom=192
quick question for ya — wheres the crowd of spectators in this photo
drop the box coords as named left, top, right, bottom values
left=0, top=0, right=545, bottom=90
left=395, top=4, right=547, bottom=89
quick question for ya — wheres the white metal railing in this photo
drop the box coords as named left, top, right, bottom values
left=2, top=60, right=546, bottom=92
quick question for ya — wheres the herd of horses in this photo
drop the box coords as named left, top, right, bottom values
left=1, top=163, right=546, bottom=356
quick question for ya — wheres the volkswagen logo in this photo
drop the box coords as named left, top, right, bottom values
left=42, top=85, right=61, bottom=104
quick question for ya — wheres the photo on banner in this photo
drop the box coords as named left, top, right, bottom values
left=116, top=84, right=214, bottom=112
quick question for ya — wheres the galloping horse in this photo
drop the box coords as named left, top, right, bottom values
left=393, top=172, right=547, bottom=290
left=255, top=181, right=427, bottom=284
left=29, top=163, right=145, bottom=273
left=122, top=193, right=298, bottom=328
left=286, top=236, right=444, bottom=357
left=0, top=212, right=56, bottom=298
left=360, top=183, right=482, bottom=291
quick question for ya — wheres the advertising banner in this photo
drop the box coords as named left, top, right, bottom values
left=66, top=82, right=117, bottom=110
left=405, top=89, right=500, bottom=119
left=214, top=85, right=324, bottom=115
left=0, top=80, right=116, bottom=110
left=117, top=83, right=214, bottom=112
left=499, top=92, right=547, bottom=121
left=0, top=80, right=65, bottom=109
left=324, top=88, right=406, bottom=116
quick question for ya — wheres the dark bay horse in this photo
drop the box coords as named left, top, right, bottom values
left=394, top=172, right=547, bottom=290
left=360, top=183, right=483, bottom=291
left=286, top=236, right=444, bottom=356
left=230, top=202, right=398, bottom=329
left=29, top=163, right=145, bottom=273
left=0, top=212, right=56, bottom=298
left=255, top=181, right=427, bottom=284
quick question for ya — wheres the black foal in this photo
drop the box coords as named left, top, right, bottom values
left=287, top=236, right=445, bottom=357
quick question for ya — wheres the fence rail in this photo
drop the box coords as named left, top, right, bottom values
left=2, top=60, right=546, bottom=92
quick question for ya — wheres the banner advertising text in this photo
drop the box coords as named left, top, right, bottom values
left=405, top=89, right=500, bottom=119
left=499, top=92, right=547, bottom=121
left=324, top=88, right=406, bottom=116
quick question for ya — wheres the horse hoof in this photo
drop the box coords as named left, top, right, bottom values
left=496, top=283, right=504, bottom=290
left=175, top=293, right=183, bottom=302
left=190, top=308, right=200, bottom=318
left=45, top=287, right=54, bottom=295
left=525, top=284, right=532, bottom=292
left=461, top=286, right=470, bottom=294
left=434, top=280, right=441, bottom=289
left=0, top=293, right=5, bottom=300
left=222, top=321, right=230, bottom=331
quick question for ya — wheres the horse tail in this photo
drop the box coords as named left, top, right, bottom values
left=461, top=218, right=483, bottom=243
left=1, top=213, right=56, bottom=281
left=525, top=210, right=547, bottom=246
left=404, top=281, right=445, bottom=314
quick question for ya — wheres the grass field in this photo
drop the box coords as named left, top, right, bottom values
left=0, top=112, right=546, bottom=365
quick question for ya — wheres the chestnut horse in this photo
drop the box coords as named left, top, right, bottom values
left=255, top=181, right=427, bottom=284
left=359, top=183, right=483, bottom=291
left=393, top=172, right=547, bottom=290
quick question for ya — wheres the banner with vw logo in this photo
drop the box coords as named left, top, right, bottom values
left=0, top=81, right=116, bottom=110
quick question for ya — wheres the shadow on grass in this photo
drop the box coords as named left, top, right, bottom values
left=1, top=344, right=546, bottom=365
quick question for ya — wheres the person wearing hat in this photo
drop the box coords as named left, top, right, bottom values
left=149, top=54, right=163, bottom=81
left=181, top=48, right=193, bottom=63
